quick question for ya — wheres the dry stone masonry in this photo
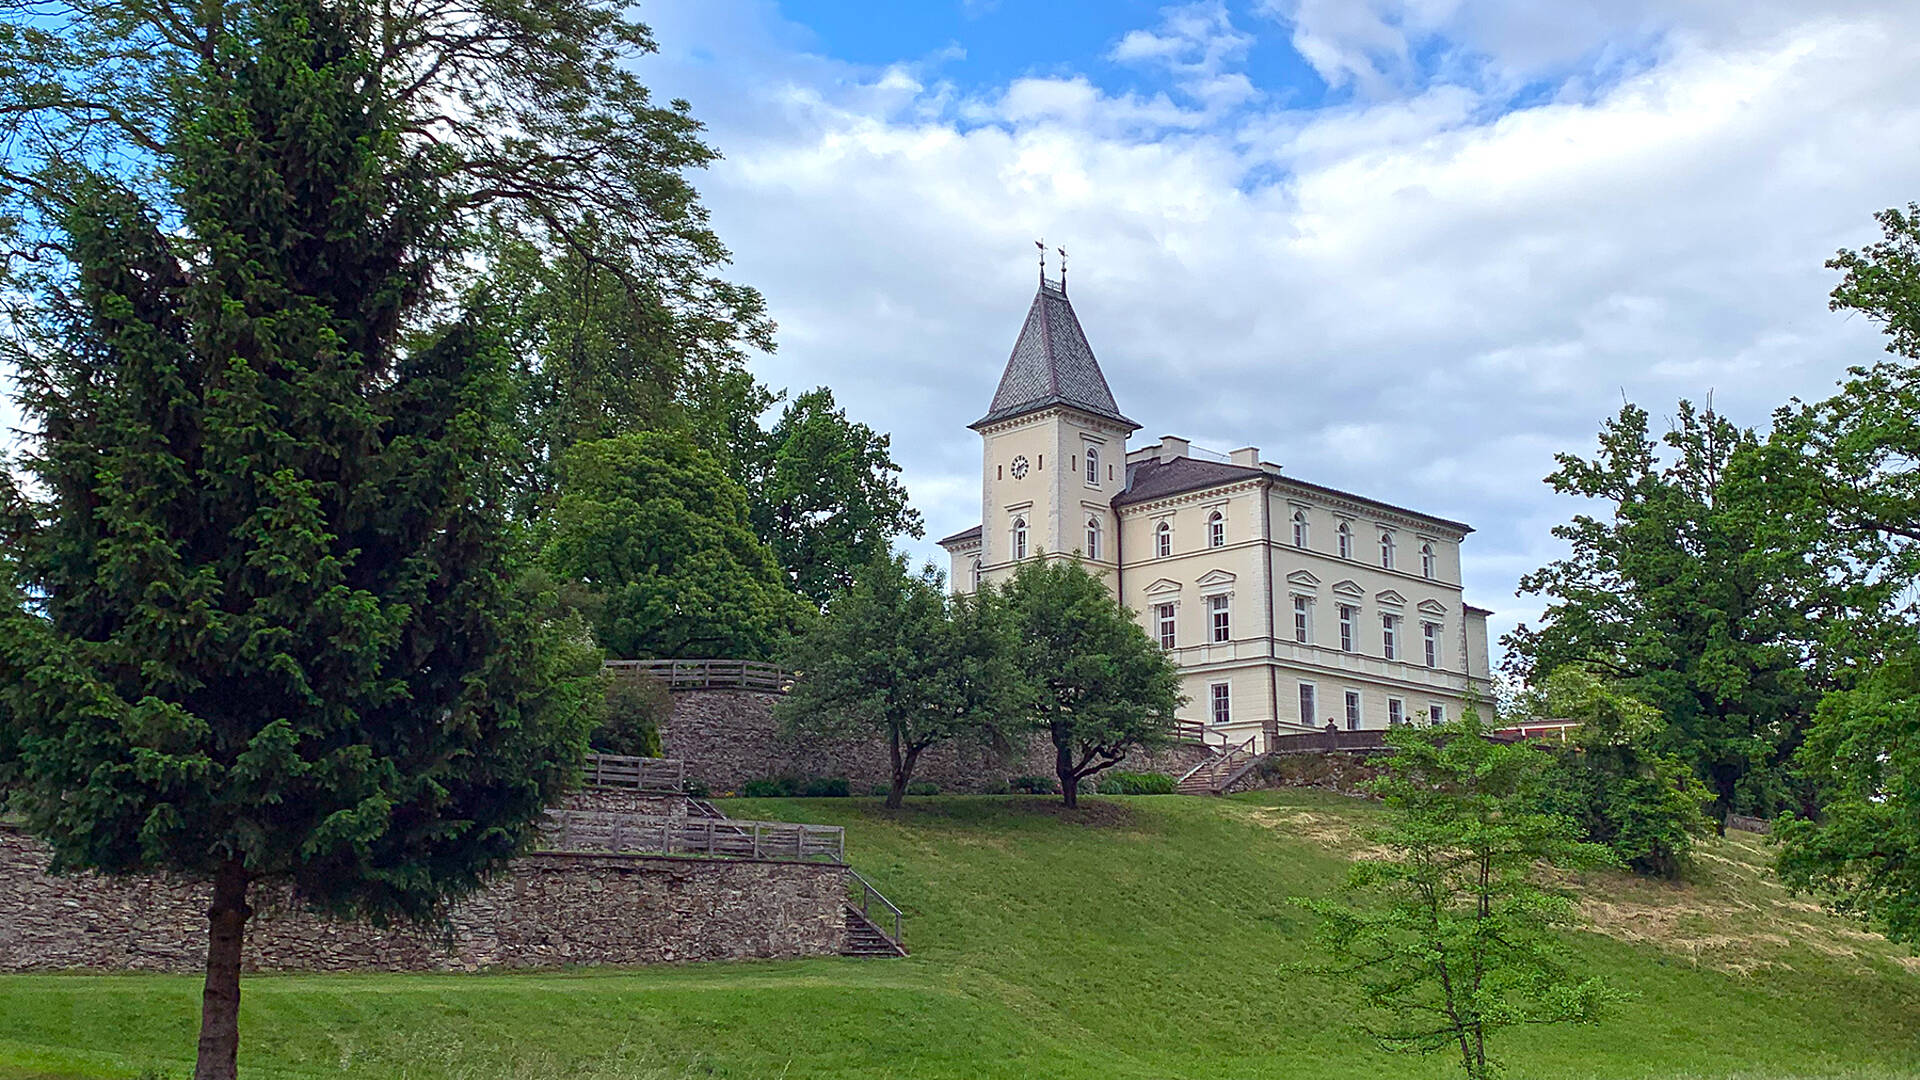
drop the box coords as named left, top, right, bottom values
left=0, top=824, right=845, bottom=973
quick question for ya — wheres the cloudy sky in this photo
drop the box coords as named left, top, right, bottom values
left=635, top=0, right=1920, bottom=655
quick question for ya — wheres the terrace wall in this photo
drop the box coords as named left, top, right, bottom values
left=0, top=825, right=845, bottom=973
left=663, top=690, right=1212, bottom=794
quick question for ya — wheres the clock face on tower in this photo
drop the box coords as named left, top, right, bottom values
left=1010, top=455, right=1030, bottom=479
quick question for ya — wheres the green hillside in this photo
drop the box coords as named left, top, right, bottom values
left=3, top=790, right=1917, bottom=1079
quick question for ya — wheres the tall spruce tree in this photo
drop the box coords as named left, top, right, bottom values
left=0, top=1, right=654, bottom=1076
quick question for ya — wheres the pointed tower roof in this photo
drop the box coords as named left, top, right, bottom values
left=970, top=280, right=1138, bottom=431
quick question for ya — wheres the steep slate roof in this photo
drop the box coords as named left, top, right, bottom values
left=1113, top=456, right=1267, bottom=507
left=937, top=524, right=983, bottom=548
left=971, top=281, right=1138, bottom=430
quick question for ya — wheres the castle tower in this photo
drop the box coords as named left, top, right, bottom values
left=961, top=273, right=1139, bottom=588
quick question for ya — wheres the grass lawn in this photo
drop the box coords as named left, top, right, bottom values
left=2, top=790, right=1917, bottom=1079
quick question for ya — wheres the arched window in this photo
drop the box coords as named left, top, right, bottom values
left=971, top=558, right=983, bottom=591
left=1013, top=517, right=1028, bottom=560
left=1085, top=447, right=1100, bottom=486
left=1208, top=510, right=1225, bottom=548
left=1337, top=522, right=1352, bottom=559
left=1086, top=518, right=1102, bottom=560
left=1379, top=530, right=1395, bottom=570
left=1420, top=542, right=1435, bottom=579
left=1291, top=509, right=1308, bottom=548
left=1156, top=520, right=1172, bottom=558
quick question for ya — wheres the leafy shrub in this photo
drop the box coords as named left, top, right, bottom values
left=801, top=776, right=851, bottom=798
left=592, top=674, right=669, bottom=758
left=1011, top=774, right=1058, bottom=795
left=682, top=778, right=711, bottom=799
left=1097, top=771, right=1177, bottom=795
left=906, top=781, right=940, bottom=796
left=867, top=783, right=891, bottom=798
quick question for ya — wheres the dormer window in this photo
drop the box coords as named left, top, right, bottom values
left=1292, top=509, right=1308, bottom=548
left=1085, top=447, right=1100, bottom=486
left=1156, top=521, right=1172, bottom=558
left=1379, top=530, right=1395, bottom=570
left=1208, top=510, right=1225, bottom=548
left=1337, top=522, right=1352, bottom=559
left=1085, top=517, right=1102, bottom=560
left=1013, top=517, right=1028, bottom=560
left=1421, top=542, right=1436, bottom=579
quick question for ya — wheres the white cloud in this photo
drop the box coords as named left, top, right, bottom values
left=636, top=0, right=1920, bottom=654
left=1107, top=1, right=1259, bottom=108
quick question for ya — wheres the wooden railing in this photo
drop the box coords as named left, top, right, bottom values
left=847, top=867, right=905, bottom=949
left=604, top=658, right=793, bottom=693
left=542, top=810, right=845, bottom=863
left=582, top=753, right=685, bottom=792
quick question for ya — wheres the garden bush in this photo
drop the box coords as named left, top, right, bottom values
left=738, top=775, right=850, bottom=798
left=1011, top=774, right=1058, bottom=795
left=592, top=674, right=670, bottom=758
left=1097, top=771, right=1177, bottom=795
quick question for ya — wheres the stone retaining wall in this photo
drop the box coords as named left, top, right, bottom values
left=0, top=826, right=845, bottom=973
left=663, top=690, right=1211, bottom=794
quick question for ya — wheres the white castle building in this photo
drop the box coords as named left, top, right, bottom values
left=937, top=272, right=1495, bottom=750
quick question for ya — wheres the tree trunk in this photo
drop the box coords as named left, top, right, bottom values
left=886, top=727, right=907, bottom=809
left=194, top=859, right=251, bottom=1080
left=1056, top=737, right=1077, bottom=809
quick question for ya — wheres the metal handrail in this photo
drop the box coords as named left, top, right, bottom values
left=847, top=867, right=904, bottom=949
left=1177, top=734, right=1260, bottom=788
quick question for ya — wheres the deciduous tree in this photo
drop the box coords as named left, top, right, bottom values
left=777, top=555, right=1027, bottom=808
left=1504, top=401, right=1836, bottom=821
left=1298, top=717, right=1622, bottom=1079
left=543, top=432, right=811, bottom=661
left=752, top=388, right=924, bottom=608
left=1000, top=558, right=1182, bottom=807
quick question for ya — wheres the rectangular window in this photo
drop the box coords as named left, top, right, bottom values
left=1344, top=690, right=1361, bottom=731
left=1388, top=697, right=1405, bottom=726
left=1429, top=703, right=1446, bottom=724
left=1210, top=594, right=1231, bottom=643
left=1156, top=603, right=1177, bottom=649
left=1338, top=605, right=1355, bottom=652
left=1211, top=683, right=1231, bottom=726
left=1381, top=614, right=1399, bottom=660
left=1292, top=596, right=1310, bottom=643
left=1298, top=682, right=1317, bottom=727
left=1423, top=621, right=1440, bottom=667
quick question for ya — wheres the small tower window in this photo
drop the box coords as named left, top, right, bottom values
left=1291, top=509, right=1308, bottom=548
left=1013, top=517, right=1028, bottom=560
left=1379, top=530, right=1396, bottom=570
left=1421, top=542, right=1436, bottom=579
left=1085, top=517, right=1102, bottom=560
left=1208, top=510, right=1225, bottom=548
left=1337, top=522, right=1352, bottom=559
left=1086, top=447, right=1100, bottom=486
left=971, top=558, right=983, bottom=591
left=1156, top=521, right=1172, bottom=558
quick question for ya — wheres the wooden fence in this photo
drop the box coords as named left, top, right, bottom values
left=542, top=809, right=845, bottom=863
left=604, top=659, right=793, bottom=693
left=582, top=753, right=684, bottom=792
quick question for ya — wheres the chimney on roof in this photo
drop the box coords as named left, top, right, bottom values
left=1230, top=446, right=1260, bottom=467
left=1158, top=436, right=1189, bottom=463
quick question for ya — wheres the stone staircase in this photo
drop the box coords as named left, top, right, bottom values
left=843, top=905, right=907, bottom=957
left=1175, top=735, right=1264, bottom=795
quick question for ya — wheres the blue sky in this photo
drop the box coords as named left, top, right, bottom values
left=635, top=0, right=1920, bottom=655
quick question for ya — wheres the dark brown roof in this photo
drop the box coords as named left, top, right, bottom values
left=971, top=281, right=1137, bottom=431
left=1112, top=456, right=1267, bottom=507
left=937, top=524, right=983, bottom=548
